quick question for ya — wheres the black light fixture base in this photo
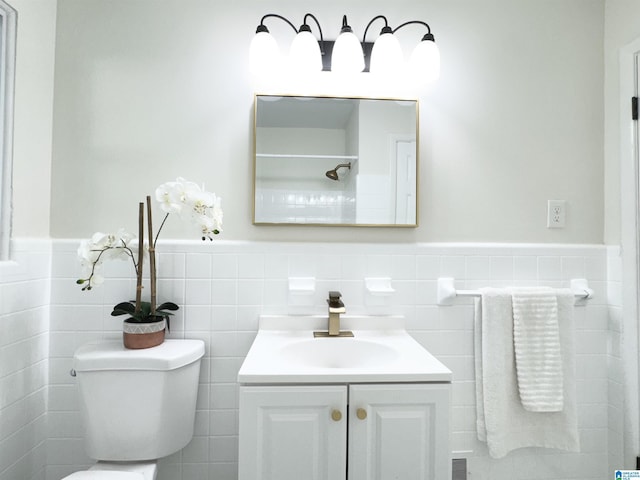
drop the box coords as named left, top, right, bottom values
left=320, top=40, right=374, bottom=72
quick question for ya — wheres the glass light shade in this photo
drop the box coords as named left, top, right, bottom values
left=408, top=40, right=440, bottom=82
left=290, top=30, right=322, bottom=72
left=370, top=32, right=403, bottom=74
left=249, top=31, right=280, bottom=75
left=331, top=31, right=365, bottom=73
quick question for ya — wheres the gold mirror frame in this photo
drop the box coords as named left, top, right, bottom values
left=253, top=94, right=419, bottom=227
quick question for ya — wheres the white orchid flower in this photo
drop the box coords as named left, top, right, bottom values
left=155, top=181, right=183, bottom=215
left=77, top=229, right=137, bottom=290
left=78, top=176, right=222, bottom=294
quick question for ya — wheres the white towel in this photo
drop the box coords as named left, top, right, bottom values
left=474, top=287, right=579, bottom=459
left=511, top=287, right=564, bottom=412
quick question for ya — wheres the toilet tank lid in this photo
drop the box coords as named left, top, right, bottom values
left=73, top=339, right=205, bottom=372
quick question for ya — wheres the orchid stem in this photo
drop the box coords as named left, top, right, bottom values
left=135, top=202, right=144, bottom=314
left=146, top=196, right=157, bottom=315
left=154, top=213, right=170, bottom=248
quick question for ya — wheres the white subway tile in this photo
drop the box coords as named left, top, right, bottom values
left=340, top=254, right=365, bottom=279
left=157, top=252, right=186, bottom=279
left=561, top=256, right=585, bottom=279
left=209, top=384, right=238, bottom=410
left=181, top=462, right=209, bottom=480
left=415, top=255, right=440, bottom=279
left=209, top=435, right=238, bottom=462
left=513, top=256, right=538, bottom=281
left=238, top=254, right=265, bottom=279
left=210, top=333, right=239, bottom=359
left=440, top=256, right=466, bottom=278
left=186, top=253, right=213, bottom=279
left=414, top=280, right=437, bottom=305
left=211, top=279, right=237, bottom=306
left=490, top=256, right=513, bottom=280
left=390, top=255, right=417, bottom=280
left=465, top=256, right=490, bottom=280
left=184, top=305, right=212, bottom=331
left=288, top=254, right=317, bottom=277
left=537, top=256, right=562, bottom=280
left=210, top=409, right=238, bottom=437
left=262, top=279, right=287, bottom=307
left=211, top=254, right=238, bottom=279
left=211, top=306, right=237, bottom=331
left=185, top=279, right=212, bottom=305
left=263, top=253, right=289, bottom=279
left=237, top=279, right=263, bottom=306
left=585, top=255, right=606, bottom=281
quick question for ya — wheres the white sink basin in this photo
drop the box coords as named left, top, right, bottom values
left=278, top=338, right=398, bottom=369
left=238, top=315, right=452, bottom=384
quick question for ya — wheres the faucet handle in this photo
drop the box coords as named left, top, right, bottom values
left=328, top=291, right=344, bottom=308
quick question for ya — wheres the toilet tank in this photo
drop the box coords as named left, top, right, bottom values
left=73, top=339, right=205, bottom=461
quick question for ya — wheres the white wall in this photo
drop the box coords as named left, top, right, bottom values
left=50, top=0, right=604, bottom=244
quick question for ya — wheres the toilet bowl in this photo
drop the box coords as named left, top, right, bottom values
left=62, top=340, right=205, bottom=480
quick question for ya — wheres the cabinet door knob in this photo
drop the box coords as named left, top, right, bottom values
left=356, top=408, right=367, bottom=420
left=331, top=409, right=342, bottom=422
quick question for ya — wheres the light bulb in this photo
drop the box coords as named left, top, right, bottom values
left=370, top=32, right=403, bottom=74
left=331, top=16, right=364, bottom=74
left=249, top=30, right=280, bottom=75
left=290, top=29, right=322, bottom=73
left=409, top=38, right=440, bottom=82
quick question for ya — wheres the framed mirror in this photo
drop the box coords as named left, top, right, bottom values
left=253, top=95, right=418, bottom=227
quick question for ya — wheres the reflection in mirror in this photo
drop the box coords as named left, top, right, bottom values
left=253, top=95, right=418, bottom=226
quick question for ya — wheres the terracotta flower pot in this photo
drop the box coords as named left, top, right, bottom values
left=122, top=318, right=166, bottom=349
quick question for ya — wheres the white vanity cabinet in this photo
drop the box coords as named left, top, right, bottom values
left=238, top=383, right=451, bottom=480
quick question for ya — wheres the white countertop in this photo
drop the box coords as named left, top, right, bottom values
left=237, top=315, right=453, bottom=384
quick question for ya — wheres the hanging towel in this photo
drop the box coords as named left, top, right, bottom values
left=511, top=287, right=564, bottom=412
left=474, top=288, right=579, bottom=459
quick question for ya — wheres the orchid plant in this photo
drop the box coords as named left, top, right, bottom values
left=76, top=177, right=222, bottom=324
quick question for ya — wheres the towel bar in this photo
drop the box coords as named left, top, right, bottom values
left=437, top=277, right=594, bottom=306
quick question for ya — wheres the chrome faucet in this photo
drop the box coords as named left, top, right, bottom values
left=314, top=291, right=353, bottom=337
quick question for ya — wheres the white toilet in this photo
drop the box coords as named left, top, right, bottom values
left=63, top=339, right=206, bottom=479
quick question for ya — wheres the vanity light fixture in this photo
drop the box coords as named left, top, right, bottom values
left=250, top=13, right=440, bottom=81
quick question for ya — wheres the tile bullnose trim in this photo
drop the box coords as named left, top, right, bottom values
left=51, top=238, right=608, bottom=254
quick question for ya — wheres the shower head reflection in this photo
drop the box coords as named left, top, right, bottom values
left=325, top=162, right=351, bottom=181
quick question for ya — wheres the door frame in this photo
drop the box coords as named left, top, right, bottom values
left=619, top=37, right=640, bottom=467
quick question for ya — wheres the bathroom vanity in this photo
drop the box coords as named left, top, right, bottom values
left=237, top=315, right=452, bottom=480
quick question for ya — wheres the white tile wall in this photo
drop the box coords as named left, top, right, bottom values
left=44, top=240, right=612, bottom=480
left=254, top=189, right=355, bottom=224
left=0, top=239, right=621, bottom=480
left=0, top=239, right=51, bottom=480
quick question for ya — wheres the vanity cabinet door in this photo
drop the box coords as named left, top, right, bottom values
left=239, top=385, right=348, bottom=480
left=348, top=384, right=451, bottom=480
